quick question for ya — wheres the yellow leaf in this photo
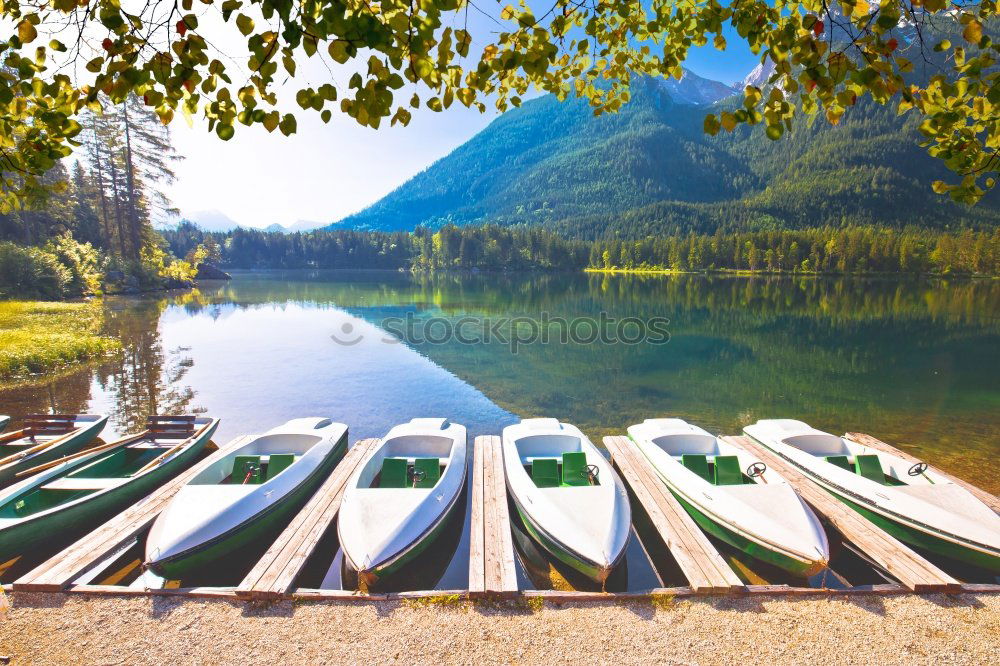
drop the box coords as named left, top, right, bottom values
left=17, top=19, right=37, bottom=44
left=962, top=20, right=982, bottom=44
left=720, top=112, right=737, bottom=132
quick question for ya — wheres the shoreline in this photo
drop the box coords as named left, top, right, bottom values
left=2, top=591, right=997, bottom=664
left=584, top=267, right=1000, bottom=279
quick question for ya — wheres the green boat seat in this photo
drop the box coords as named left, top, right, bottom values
left=531, top=458, right=560, bottom=488
left=232, top=455, right=261, bottom=484
left=413, top=457, right=441, bottom=488
left=265, top=454, right=295, bottom=481
left=379, top=457, right=408, bottom=488
left=825, top=455, right=853, bottom=472
left=562, top=451, right=590, bottom=486
left=855, top=454, right=886, bottom=484
left=714, top=455, right=743, bottom=485
left=681, top=454, right=711, bottom=482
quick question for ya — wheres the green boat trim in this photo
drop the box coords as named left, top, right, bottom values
left=0, top=420, right=218, bottom=563
left=346, top=479, right=465, bottom=584
left=835, top=494, right=1000, bottom=572
left=146, top=434, right=348, bottom=579
left=0, top=415, right=109, bottom=486
left=669, top=488, right=820, bottom=577
left=511, top=496, right=626, bottom=583
left=651, top=473, right=825, bottom=577
left=755, top=440, right=1000, bottom=573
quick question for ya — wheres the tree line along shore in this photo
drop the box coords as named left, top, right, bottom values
left=163, top=223, right=1000, bottom=276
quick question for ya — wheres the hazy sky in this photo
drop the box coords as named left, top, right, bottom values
left=163, top=18, right=761, bottom=230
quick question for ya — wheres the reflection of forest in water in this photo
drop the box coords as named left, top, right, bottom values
left=0, top=271, right=996, bottom=491
left=0, top=296, right=202, bottom=439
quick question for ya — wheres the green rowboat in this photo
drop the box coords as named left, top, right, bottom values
left=0, top=414, right=108, bottom=488
left=0, top=415, right=218, bottom=563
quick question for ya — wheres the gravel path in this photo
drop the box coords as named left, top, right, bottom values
left=1, top=592, right=998, bottom=664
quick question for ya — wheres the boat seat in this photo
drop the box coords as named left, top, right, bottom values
left=232, top=455, right=262, bottom=484
left=412, top=457, right=440, bottom=488
left=713, top=455, right=743, bottom=485
left=681, top=454, right=711, bottom=482
left=265, top=454, right=295, bottom=481
left=562, top=451, right=590, bottom=486
left=531, top=458, right=560, bottom=488
left=855, top=454, right=886, bottom=484
left=825, top=455, right=853, bottom=472
left=379, top=457, right=408, bottom=488
left=41, top=477, right=125, bottom=491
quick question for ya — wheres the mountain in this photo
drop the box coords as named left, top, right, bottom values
left=657, top=70, right=737, bottom=105
left=334, top=68, right=999, bottom=237
left=284, top=219, right=326, bottom=233
left=184, top=209, right=241, bottom=232
left=263, top=223, right=286, bottom=232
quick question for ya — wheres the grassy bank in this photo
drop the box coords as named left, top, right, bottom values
left=0, top=301, right=120, bottom=384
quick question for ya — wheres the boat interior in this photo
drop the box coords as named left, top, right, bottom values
left=648, top=433, right=755, bottom=486
left=514, top=434, right=601, bottom=488
left=192, top=433, right=323, bottom=486
left=781, top=434, right=907, bottom=486
left=368, top=434, right=453, bottom=490
left=0, top=443, right=166, bottom=518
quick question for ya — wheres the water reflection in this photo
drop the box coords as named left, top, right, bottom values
left=1, top=271, right=997, bottom=496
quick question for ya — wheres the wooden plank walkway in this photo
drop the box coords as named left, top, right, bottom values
left=236, top=438, right=379, bottom=599
left=603, top=436, right=744, bottom=593
left=845, top=432, right=1000, bottom=515
left=13, top=435, right=254, bottom=593
left=468, top=436, right=518, bottom=597
left=727, top=435, right=961, bottom=592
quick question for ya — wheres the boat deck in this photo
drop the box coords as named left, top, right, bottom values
left=6, top=432, right=999, bottom=602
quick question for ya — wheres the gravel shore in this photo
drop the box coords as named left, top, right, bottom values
left=1, top=592, right=998, bottom=665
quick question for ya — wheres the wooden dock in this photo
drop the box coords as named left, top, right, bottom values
left=5, top=430, right=998, bottom=602
left=604, top=436, right=745, bottom=593
left=844, top=432, right=1000, bottom=515
left=727, top=435, right=961, bottom=592
left=468, top=435, right=518, bottom=597
left=236, top=438, right=379, bottom=599
left=13, top=434, right=254, bottom=593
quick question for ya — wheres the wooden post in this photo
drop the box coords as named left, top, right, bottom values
left=603, top=436, right=744, bottom=594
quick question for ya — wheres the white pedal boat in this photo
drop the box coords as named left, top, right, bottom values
left=338, top=418, right=467, bottom=586
left=145, top=417, right=349, bottom=578
left=744, top=419, right=1000, bottom=572
left=629, top=418, right=828, bottom=576
left=502, top=418, right=631, bottom=583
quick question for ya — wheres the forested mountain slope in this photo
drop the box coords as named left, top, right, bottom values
left=335, top=74, right=999, bottom=238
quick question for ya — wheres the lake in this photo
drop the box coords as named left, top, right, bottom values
left=2, top=270, right=998, bottom=588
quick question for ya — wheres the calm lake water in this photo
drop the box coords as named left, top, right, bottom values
left=2, top=270, right=998, bottom=588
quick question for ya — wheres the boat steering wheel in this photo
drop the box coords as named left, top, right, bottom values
left=746, top=462, right=767, bottom=478
left=907, top=462, right=929, bottom=477
left=410, top=468, right=426, bottom=485
left=583, top=464, right=600, bottom=484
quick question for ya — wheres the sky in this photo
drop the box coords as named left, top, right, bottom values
left=163, top=14, right=762, bottom=230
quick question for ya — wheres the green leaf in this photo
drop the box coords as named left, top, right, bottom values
left=328, top=41, right=350, bottom=64
left=279, top=113, right=297, bottom=136
left=236, top=14, right=254, bottom=37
